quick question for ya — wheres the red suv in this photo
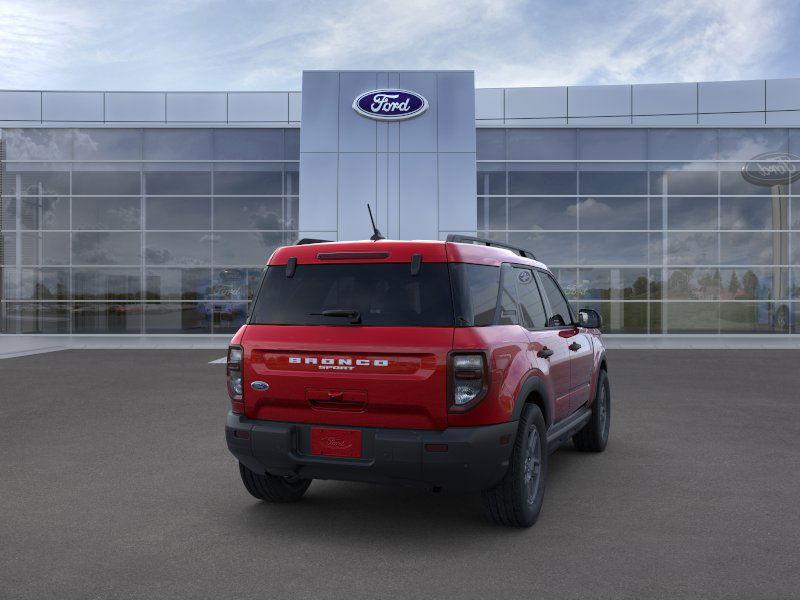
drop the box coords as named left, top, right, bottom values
left=225, top=235, right=610, bottom=527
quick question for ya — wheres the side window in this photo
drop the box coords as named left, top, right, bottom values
left=537, top=272, right=573, bottom=327
left=496, top=264, right=519, bottom=325
left=515, top=268, right=548, bottom=329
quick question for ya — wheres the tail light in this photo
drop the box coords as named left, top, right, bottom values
left=227, top=345, right=244, bottom=414
left=448, top=351, right=489, bottom=412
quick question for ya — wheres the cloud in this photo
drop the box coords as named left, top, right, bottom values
left=0, top=0, right=795, bottom=90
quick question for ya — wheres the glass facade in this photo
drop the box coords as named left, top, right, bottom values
left=0, top=128, right=299, bottom=334
left=477, top=128, right=800, bottom=335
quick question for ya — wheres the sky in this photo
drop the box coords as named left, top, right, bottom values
left=0, top=0, right=798, bottom=91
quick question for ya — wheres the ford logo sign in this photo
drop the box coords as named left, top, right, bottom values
left=250, top=381, right=269, bottom=391
left=352, top=89, right=428, bottom=121
left=741, top=152, right=800, bottom=187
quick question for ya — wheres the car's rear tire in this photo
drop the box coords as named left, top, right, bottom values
left=238, top=463, right=311, bottom=502
left=573, top=369, right=610, bottom=453
left=482, top=404, right=547, bottom=528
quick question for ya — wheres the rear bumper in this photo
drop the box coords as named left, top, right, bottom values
left=226, top=412, right=518, bottom=492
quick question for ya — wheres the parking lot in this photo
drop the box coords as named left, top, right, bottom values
left=1, top=349, right=799, bottom=599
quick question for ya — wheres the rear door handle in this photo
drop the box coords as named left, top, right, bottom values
left=537, top=347, right=554, bottom=359
left=568, top=342, right=582, bottom=352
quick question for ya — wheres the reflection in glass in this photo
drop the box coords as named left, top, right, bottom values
left=666, top=268, right=720, bottom=300
left=145, top=268, right=212, bottom=301
left=72, top=232, right=140, bottom=265
left=719, top=267, right=786, bottom=301
left=721, top=197, right=786, bottom=230
left=144, top=171, right=211, bottom=195
left=507, top=232, right=577, bottom=266
left=212, top=232, right=283, bottom=266
left=143, top=129, right=213, bottom=160
left=213, top=197, right=283, bottom=230
left=666, top=232, right=718, bottom=265
left=579, top=301, right=647, bottom=333
left=476, top=129, right=505, bottom=160
left=648, top=129, right=717, bottom=161
left=577, top=268, right=649, bottom=300
left=72, top=197, right=140, bottom=230
left=477, top=197, right=506, bottom=230
left=145, top=232, right=212, bottom=266
left=650, top=170, right=717, bottom=195
left=73, top=129, right=141, bottom=160
left=3, top=303, right=70, bottom=333
left=664, top=302, right=719, bottom=333
left=19, top=232, right=70, bottom=265
left=578, top=129, right=646, bottom=160
left=667, top=197, right=718, bottom=230
left=507, top=129, right=575, bottom=160
left=144, top=303, right=212, bottom=333
left=145, top=197, right=211, bottom=230
left=578, top=197, right=646, bottom=230
left=72, top=171, right=141, bottom=195
left=72, top=268, right=141, bottom=301
left=509, top=197, right=576, bottom=230
left=213, top=129, right=284, bottom=160
left=213, top=303, right=249, bottom=333
left=212, top=268, right=264, bottom=301
left=72, top=303, right=143, bottom=333
left=579, top=233, right=649, bottom=265
left=477, top=167, right=506, bottom=195
left=508, top=169, right=576, bottom=195
left=213, top=170, right=282, bottom=195
left=719, top=302, right=777, bottom=333
left=10, top=268, right=69, bottom=300
left=9, top=171, right=70, bottom=196
left=20, top=196, right=69, bottom=230
left=579, top=171, right=647, bottom=195
left=720, top=232, right=776, bottom=265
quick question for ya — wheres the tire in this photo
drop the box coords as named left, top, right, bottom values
left=238, top=463, right=311, bottom=502
left=573, top=369, right=610, bottom=453
left=482, top=404, right=548, bottom=528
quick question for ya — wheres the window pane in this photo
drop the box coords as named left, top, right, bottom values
left=650, top=170, right=717, bottom=195
left=1, top=197, right=16, bottom=228
left=19, top=232, right=70, bottom=265
left=2, top=303, right=70, bottom=333
left=476, top=129, right=505, bottom=160
left=578, top=197, right=647, bottom=230
left=580, top=301, right=648, bottom=334
left=145, top=197, right=211, bottom=230
left=284, top=164, right=299, bottom=196
left=213, top=169, right=282, bottom=195
left=579, top=233, right=649, bottom=265
left=718, top=129, right=788, bottom=160
left=213, top=232, right=282, bottom=265
left=648, top=129, right=717, bottom=161
left=719, top=267, right=785, bottom=301
left=213, top=302, right=248, bottom=333
left=538, top=271, right=572, bottom=326
left=213, top=197, right=283, bottom=230
left=664, top=302, right=719, bottom=333
left=508, top=232, right=577, bottom=266
left=577, top=268, right=649, bottom=300
left=497, top=264, right=518, bottom=325
left=146, top=268, right=212, bottom=301
left=719, top=302, right=778, bottom=333
left=9, top=268, right=69, bottom=300
left=72, top=171, right=140, bottom=196
left=579, top=171, right=647, bottom=195
left=668, top=197, right=718, bottom=230
left=72, top=268, right=141, bottom=300
left=145, top=303, right=212, bottom=333
left=211, top=267, right=263, bottom=301
left=508, top=197, right=576, bottom=230
left=72, top=197, right=140, bottom=230
left=73, top=129, right=141, bottom=160
left=508, top=169, right=576, bottom=195
left=143, top=129, right=213, bottom=160
left=145, top=232, right=212, bottom=265
left=666, top=232, right=718, bottom=265
left=144, top=171, right=211, bottom=195
left=214, top=129, right=283, bottom=160
left=720, top=168, right=774, bottom=195
left=73, top=303, right=142, bottom=333
left=20, top=196, right=69, bottom=230
left=72, top=232, right=140, bottom=265
left=285, top=129, right=300, bottom=159
left=507, top=129, right=576, bottom=160
left=477, top=166, right=506, bottom=195
left=449, top=263, right=500, bottom=326
left=666, top=268, right=720, bottom=300
left=477, top=197, right=506, bottom=230
left=11, top=170, right=70, bottom=195
left=720, top=197, right=785, bottom=230
left=551, top=267, right=578, bottom=300
left=4, top=129, right=72, bottom=160
left=720, top=232, right=776, bottom=265
left=515, top=268, right=547, bottom=328
left=578, top=129, right=646, bottom=160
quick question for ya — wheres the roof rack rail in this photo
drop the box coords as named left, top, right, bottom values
left=296, top=238, right=333, bottom=245
left=446, top=234, right=536, bottom=260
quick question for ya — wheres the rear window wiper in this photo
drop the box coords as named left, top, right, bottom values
left=310, top=309, right=362, bottom=324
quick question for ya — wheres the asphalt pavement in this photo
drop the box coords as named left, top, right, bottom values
left=1, top=349, right=799, bottom=599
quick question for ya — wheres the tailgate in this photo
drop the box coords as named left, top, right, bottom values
left=242, top=325, right=454, bottom=429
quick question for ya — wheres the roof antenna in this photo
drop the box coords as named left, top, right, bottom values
left=367, top=204, right=385, bottom=241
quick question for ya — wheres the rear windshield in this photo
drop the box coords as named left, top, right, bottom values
left=250, top=263, right=454, bottom=326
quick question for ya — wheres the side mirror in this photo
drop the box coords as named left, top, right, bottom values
left=578, top=308, right=602, bottom=329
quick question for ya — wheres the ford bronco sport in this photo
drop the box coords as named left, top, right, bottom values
left=225, top=234, right=610, bottom=527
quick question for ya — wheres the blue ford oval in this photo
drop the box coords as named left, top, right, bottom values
left=352, top=89, right=428, bottom=121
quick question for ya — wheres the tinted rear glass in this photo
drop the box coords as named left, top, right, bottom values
left=449, top=263, right=500, bottom=326
left=250, top=263, right=454, bottom=326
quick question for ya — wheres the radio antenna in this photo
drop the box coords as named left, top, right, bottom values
left=367, top=204, right=385, bottom=241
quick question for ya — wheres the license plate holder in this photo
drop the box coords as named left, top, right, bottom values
left=310, top=427, right=362, bottom=458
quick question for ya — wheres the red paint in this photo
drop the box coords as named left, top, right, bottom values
left=232, top=239, right=606, bottom=431
left=311, top=427, right=362, bottom=458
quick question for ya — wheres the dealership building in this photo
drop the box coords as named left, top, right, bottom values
left=1, top=70, right=799, bottom=342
